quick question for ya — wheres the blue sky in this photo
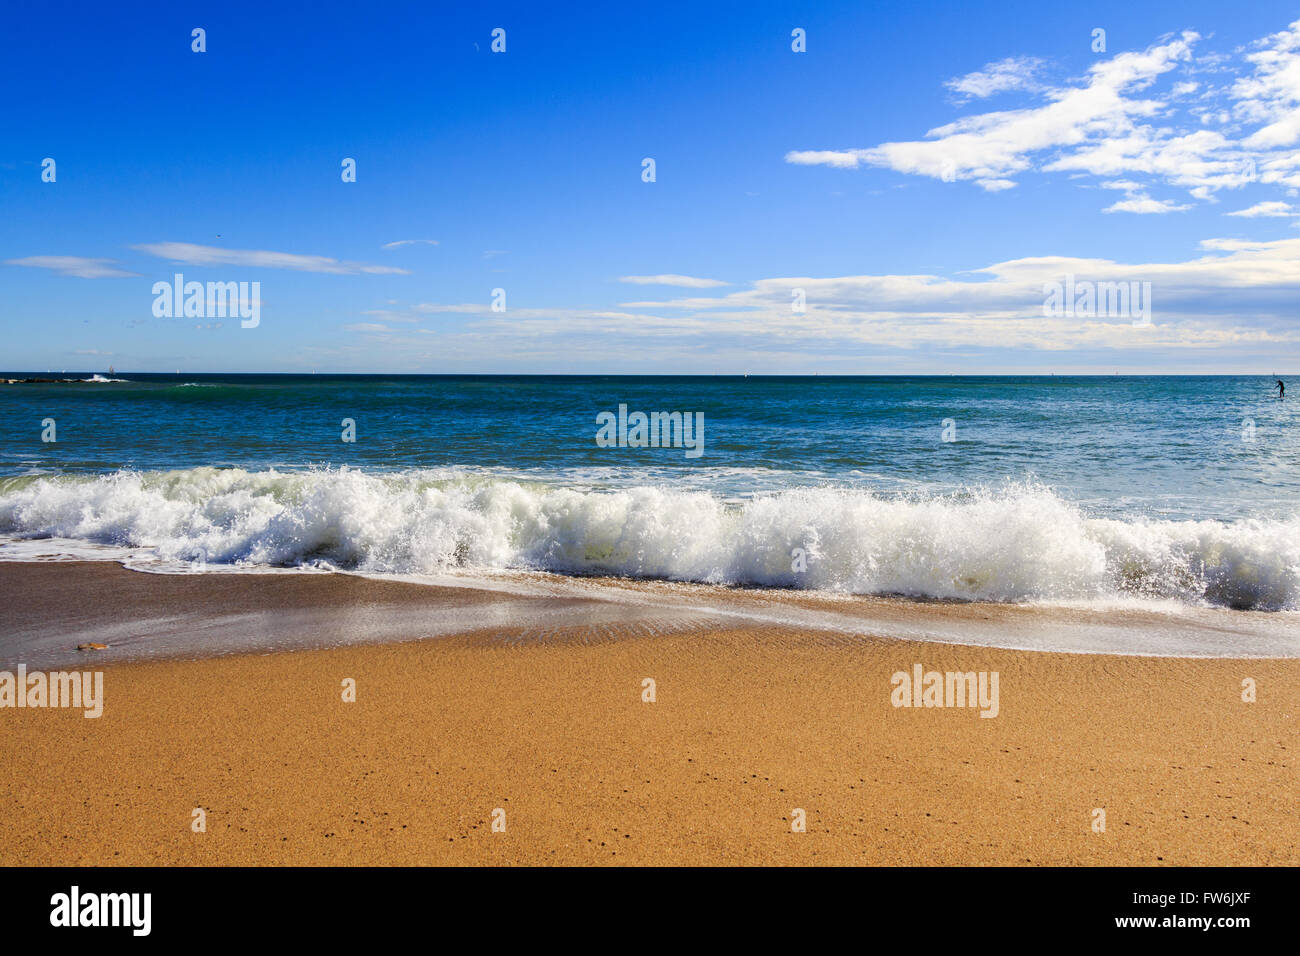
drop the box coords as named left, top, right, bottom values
left=3, top=0, right=1299, bottom=374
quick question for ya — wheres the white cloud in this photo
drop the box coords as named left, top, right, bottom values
left=133, top=242, right=409, bottom=275
left=1226, top=200, right=1294, bottom=217
left=4, top=256, right=139, bottom=278
left=1103, top=196, right=1191, bottom=214
left=785, top=150, right=864, bottom=169
left=381, top=239, right=439, bottom=249
left=385, top=238, right=1300, bottom=362
left=786, top=33, right=1199, bottom=190
left=1234, top=19, right=1300, bottom=149
left=945, top=56, right=1044, bottom=102
left=617, top=274, right=729, bottom=288
left=786, top=19, right=1300, bottom=207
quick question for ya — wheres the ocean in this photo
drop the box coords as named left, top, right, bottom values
left=2, top=373, right=1298, bottom=612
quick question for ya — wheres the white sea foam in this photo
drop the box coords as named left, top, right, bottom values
left=1, top=467, right=1298, bottom=610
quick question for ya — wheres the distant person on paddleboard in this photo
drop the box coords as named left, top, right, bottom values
left=1276, top=379, right=1285, bottom=399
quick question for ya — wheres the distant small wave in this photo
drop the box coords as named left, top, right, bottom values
left=81, top=374, right=129, bottom=383
left=0, top=467, right=1298, bottom=611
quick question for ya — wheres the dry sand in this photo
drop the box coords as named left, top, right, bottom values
left=0, top=563, right=1295, bottom=865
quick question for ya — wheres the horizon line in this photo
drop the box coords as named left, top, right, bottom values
left=4, top=370, right=1295, bottom=379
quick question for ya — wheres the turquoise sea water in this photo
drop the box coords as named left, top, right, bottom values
left=1, top=373, right=1298, bottom=610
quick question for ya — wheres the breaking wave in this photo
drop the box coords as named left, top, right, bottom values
left=1, top=467, right=1297, bottom=610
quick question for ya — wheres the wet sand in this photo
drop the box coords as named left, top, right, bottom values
left=0, top=562, right=1295, bottom=865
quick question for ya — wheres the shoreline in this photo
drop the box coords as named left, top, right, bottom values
left=0, top=562, right=1295, bottom=865
left=1, top=560, right=1297, bottom=668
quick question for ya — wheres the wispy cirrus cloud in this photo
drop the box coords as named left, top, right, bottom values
left=366, top=238, right=1300, bottom=365
left=786, top=32, right=1200, bottom=192
left=1226, top=200, right=1295, bottom=217
left=381, top=239, right=439, bottom=249
left=618, top=274, right=728, bottom=288
left=1233, top=19, right=1300, bottom=149
left=945, top=56, right=1044, bottom=102
left=133, top=242, right=409, bottom=274
left=786, top=19, right=1300, bottom=209
left=4, top=256, right=139, bottom=278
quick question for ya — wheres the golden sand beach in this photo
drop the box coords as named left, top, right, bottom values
left=0, top=563, right=1295, bottom=866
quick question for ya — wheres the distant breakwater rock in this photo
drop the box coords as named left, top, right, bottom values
left=3, top=377, right=126, bottom=384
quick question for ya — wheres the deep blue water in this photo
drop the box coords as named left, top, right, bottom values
left=1, top=373, right=1296, bottom=520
